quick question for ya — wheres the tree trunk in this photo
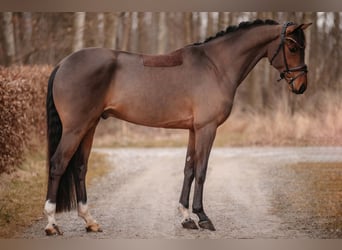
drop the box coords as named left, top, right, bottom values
left=73, top=12, right=86, bottom=52
left=332, top=12, right=340, bottom=87
left=184, top=12, right=193, bottom=44
left=137, top=12, right=146, bottom=53
left=206, top=12, right=214, bottom=37
left=150, top=12, right=160, bottom=53
left=218, top=12, right=229, bottom=30
left=13, top=13, right=22, bottom=64
left=288, top=12, right=297, bottom=22
left=157, top=12, right=167, bottom=54
left=22, top=12, right=33, bottom=64
left=2, top=12, right=16, bottom=65
left=106, top=12, right=119, bottom=49
left=95, top=13, right=105, bottom=47
left=198, top=12, right=206, bottom=41
left=120, top=12, right=132, bottom=51
left=230, top=12, right=239, bottom=25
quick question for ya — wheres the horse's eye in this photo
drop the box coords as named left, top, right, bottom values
left=289, top=46, right=298, bottom=53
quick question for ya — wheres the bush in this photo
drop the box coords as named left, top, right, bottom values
left=0, top=65, right=52, bottom=174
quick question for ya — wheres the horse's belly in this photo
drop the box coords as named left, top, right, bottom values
left=102, top=99, right=193, bottom=129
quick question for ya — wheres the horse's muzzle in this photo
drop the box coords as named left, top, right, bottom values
left=292, top=82, right=307, bottom=94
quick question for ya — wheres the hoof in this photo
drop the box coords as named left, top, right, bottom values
left=198, top=219, right=216, bottom=231
left=86, top=223, right=103, bottom=233
left=181, top=218, right=199, bottom=230
left=45, top=224, right=63, bottom=236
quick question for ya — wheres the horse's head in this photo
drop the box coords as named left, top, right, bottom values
left=269, top=22, right=312, bottom=94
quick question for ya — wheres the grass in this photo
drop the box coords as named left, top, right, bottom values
left=0, top=149, right=111, bottom=238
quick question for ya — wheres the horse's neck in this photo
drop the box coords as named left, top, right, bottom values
left=204, top=25, right=280, bottom=86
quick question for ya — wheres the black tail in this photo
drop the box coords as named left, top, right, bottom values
left=46, top=66, right=77, bottom=213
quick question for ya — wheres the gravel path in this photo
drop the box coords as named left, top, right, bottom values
left=21, top=147, right=342, bottom=239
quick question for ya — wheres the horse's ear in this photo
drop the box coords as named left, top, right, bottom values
left=299, top=23, right=313, bottom=31
left=287, top=23, right=312, bottom=34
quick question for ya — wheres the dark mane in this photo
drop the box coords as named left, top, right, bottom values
left=193, top=19, right=279, bottom=46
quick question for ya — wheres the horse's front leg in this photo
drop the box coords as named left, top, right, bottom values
left=179, top=129, right=198, bottom=229
left=192, top=123, right=217, bottom=231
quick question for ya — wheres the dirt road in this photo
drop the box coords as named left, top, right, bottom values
left=21, top=147, right=342, bottom=239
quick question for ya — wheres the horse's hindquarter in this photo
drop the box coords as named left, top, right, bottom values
left=106, top=49, right=230, bottom=129
left=53, top=48, right=117, bottom=128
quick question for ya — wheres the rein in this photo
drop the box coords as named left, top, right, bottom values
left=270, top=22, right=308, bottom=87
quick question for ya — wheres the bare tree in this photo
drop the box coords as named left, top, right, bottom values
left=73, top=12, right=86, bottom=52
left=2, top=12, right=16, bottom=65
left=218, top=12, right=230, bottom=30
left=332, top=12, right=340, bottom=85
left=13, top=13, right=22, bottom=64
left=120, top=12, right=132, bottom=51
left=206, top=12, right=214, bottom=37
left=197, top=12, right=207, bottom=42
left=105, top=12, right=120, bottom=49
left=22, top=12, right=33, bottom=63
left=95, top=13, right=105, bottom=47
left=157, top=12, right=167, bottom=54
left=184, top=12, right=193, bottom=44
left=137, top=12, right=146, bottom=53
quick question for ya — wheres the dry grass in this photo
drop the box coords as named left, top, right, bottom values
left=0, top=151, right=46, bottom=238
left=215, top=89, right=342, bottom=146
left=0, top=150, right=111, bottom=238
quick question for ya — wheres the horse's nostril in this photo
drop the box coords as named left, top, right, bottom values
left=298, top=84, right=307, bottom=94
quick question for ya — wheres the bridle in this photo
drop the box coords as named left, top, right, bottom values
left=270, top=22, right=308, bottom=87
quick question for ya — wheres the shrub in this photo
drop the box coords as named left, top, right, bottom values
left=0, top=65, right=52, bottom=174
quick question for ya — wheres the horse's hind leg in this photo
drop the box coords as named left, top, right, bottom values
left=44, top=129, right=86, bottom=235
left=178, top=129, right=198, bottom=229
left=72, top=124, right=102, bottom=233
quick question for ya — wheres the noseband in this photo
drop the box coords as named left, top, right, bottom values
left=270, top=22, right=308, bottom=87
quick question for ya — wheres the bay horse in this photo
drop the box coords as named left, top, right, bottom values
left=44, top=20, right=311, bottom=235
